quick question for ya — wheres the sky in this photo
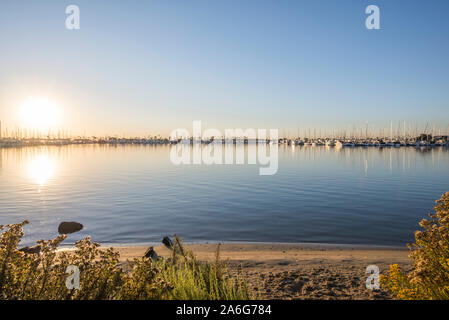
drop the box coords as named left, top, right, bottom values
left=0, top=0, right=448, bottom=137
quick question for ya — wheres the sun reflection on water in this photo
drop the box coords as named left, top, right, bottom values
left=27, top=155, right=57, bottom=186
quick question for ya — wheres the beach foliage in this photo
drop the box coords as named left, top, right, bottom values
left=381, top=192, right=449, bottom=299
left=0, top=222, right=251, bottom=300
left=159, top=235, right=251, bottom=300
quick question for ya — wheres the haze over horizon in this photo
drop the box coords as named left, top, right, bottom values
left=1, top=0, right=449, bottom=136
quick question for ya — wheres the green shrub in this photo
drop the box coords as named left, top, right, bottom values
left=159, top=235, right=251, bottom=300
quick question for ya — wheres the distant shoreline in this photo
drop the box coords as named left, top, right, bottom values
left=59, top=240, right=407, bottom=250
left=1, top=136, right=448, bottom=149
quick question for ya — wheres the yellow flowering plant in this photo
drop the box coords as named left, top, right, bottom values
left=381, top=192, right=449, bottom=300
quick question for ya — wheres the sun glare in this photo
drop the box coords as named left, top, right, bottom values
left=27, top=155, right=57, bottom=186
left=20, top=97, right=62, bottom=129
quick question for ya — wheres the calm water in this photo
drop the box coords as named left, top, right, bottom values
left=0, top=144, right=448, bottom=247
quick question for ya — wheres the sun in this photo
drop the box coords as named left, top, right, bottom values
left=20, top=97, right=62, bottom=129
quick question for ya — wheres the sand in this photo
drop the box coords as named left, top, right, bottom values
left=106, top=242, right=411, bottom=300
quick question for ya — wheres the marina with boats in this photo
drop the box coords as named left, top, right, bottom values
left=1, top=119, right=448, bottom=148
left=0, top=133, right=448, bottom=149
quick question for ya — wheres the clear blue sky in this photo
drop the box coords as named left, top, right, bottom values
left=0, top=0, right=448, bottom=136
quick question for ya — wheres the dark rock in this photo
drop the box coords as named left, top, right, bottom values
left=144, top=246, right=158, bottom=261
left=58, top=221, right=83, bottom=234
left=19, top=245, right=41, bottom=255
left=162, top=236, right=174, bottom=250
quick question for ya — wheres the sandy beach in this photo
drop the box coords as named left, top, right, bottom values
left=106, top=243, right=411, bottom=300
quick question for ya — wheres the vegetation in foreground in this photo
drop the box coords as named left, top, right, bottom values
left=381, top=192, right=449, bottom=299
left=0, top=223, right=251, bottom=300
left=3, top=193, right=449, bottom=300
